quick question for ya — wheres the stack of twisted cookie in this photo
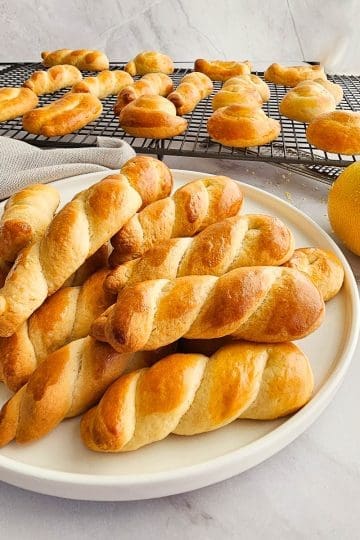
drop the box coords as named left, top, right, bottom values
left=0, top=155, right=344, bottom=453
left=114, top=52, right=214, bottom=139
left=202, top=58, right=280, bottom=147
left=264, top=62, right=360, bottom=155
left=0, top=48, right=120, bottom=135
left=2, top=51, right=357, bottom=155
left=0, top=48, right=207, bottom=140
left=2, top=48, right=183, bottom=137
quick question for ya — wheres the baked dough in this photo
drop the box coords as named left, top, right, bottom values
left=80, top=342, right=313, bottom=452
left=23, top=65, right=82, bottom=95
left=168, top=72, right=213, bottom=115
left=280, top=80, right=336, bottom=123
left=106, top=214, right=294, bottom=293
left=91, top=267, right=325, bottom=351
left=0, top=184, right=60, bottom=289
left=264, top=63, right=326, bottom=87
left=114, top=73, right=173, bottom=115
left=312, top=78, right=343, bottom=105
left=110, top=175, right=244, bottom=265
left=212, top=83, right=263, bottom=111
left=119, top=95, right=187, bottom=139
left=224, top=74, right=270, bottom=102
left=0, top=337, right=176, bottom=447
left=306, top=111, right=360, bottom=155
left=0, top=87, right=38, bottom=122
left=194, top=59, right=252, bottom=81
left=124, top=51, right=174, bottom=76
left=41, top=49, right=109, bottom=71
left=0, top=157, right=172, bottom=337
left=22, top=92, right=102, bottom=136
left=208, top=105, right=280, bottom=147
left=71, top=70, right=133, bottom=99
left=0, top=268, right=114, bottom=392
left=284, top=247, right=344, bottom=302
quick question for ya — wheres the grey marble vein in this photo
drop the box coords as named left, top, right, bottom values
left=0, top=0, right=358, bottom=72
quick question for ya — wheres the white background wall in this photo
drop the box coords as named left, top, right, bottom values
left=0, top=0, right=359, bottom=72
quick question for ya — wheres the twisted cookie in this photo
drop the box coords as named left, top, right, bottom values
left=106, top=214, right=294, bottom=293
left=0, top=269, right=114, bottom=391
left=0, top=156, right=172, bottom=336
left=91, top=266, right=325, bottom=352
left=224, top=75, right=270, bottom=102
left=195, top=59, right=252, bottom=81
left=110, top=175, right=244, bottom=265
left=0, top=184, right=60, bottom=287
left=0, top=338, right=175, bottom=445
left=168, top=72, right=213, bottom=115
left=124, top=51, right=174, bottom=76
left=119, top=95, right=188, bottom=139
left=0, top=87, right=38, bottom=122
left=212, top=83, right=263, bottom=111
left=64, top=243, right=110, bottom=287
left=306, top=111, right=360, bottom=155
left=280, top=81, right=336, bottom=123
left=71, top=70, right=133, bottom=99
left=23, top=65, right=82, bottom=95
left=22, top=92, right=102, bottom=136
left=81, top=342, right=314, bottom=452
left=41, top=49, right=109, bottom=71
left=208, top=105, right=280, bottom=147
left=114, top=73, right=173, bottom=115
left=116, top=155, right=173, bottom=209
left=312, top=78, right=343, bottom=105
left=284, top=247, right=344, bottom=301
left=265, top=63, right=326, bottom=87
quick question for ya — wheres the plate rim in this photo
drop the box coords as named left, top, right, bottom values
left=0, top=168, right=358, bottom=501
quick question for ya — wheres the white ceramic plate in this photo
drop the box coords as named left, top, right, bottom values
left=0, top=169, right=358, bottom=501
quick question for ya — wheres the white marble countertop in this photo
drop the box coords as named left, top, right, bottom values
left=0, top=156, right=359, bottom=539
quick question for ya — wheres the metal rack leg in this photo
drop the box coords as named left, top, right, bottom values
left=157, top=140, right=165, bottom=161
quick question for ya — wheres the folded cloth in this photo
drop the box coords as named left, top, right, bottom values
left=0, top=136, right=136, bottom=199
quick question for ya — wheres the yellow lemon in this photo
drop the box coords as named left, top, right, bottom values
left=328, top=162, right=360, bottom=255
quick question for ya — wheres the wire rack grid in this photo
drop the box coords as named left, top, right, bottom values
left=0, top=62, right=359, bottom=180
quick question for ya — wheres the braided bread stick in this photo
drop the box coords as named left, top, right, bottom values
left=106, top=214, right=295, bottom=293
left=41, top=49, right=109, bottom=71
left=0, top=156, right=172, bottom=336
left=91, top=267, right=325, bottom=352
left=23, top=65, right=82, bottom=95
left=114, top=73, right=173, bottom=115
left=64, top=244, right=110, bottom=287
left=0, top=269, right=115, bottom=391
left=110, top=175, right=244, bottom=265
left=284, top=247, right=344, bottom=301
left=22, top=92, right=103, bottom=137
left=168, top=72, right=213, bottom=115
left=0, top=337, right=176, bottom=445
left=81, top=342, right=314, bottom=452
left=0, top=184, right=60, bottom=287
left=0, top=87, right=38, bottom=122
left=71, top=70, right=133, bottom=99
left=119, top=155, right=173, bottom=209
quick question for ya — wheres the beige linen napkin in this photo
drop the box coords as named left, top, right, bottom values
left=0, top=136, right=136, bottom=199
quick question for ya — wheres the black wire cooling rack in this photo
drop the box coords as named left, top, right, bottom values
left=0, top=62, right=359, bottom=180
